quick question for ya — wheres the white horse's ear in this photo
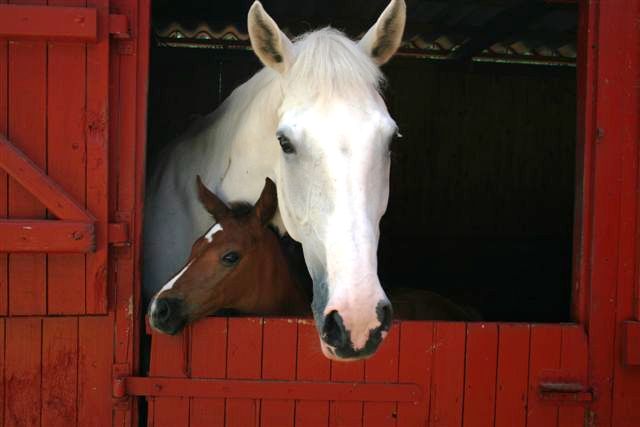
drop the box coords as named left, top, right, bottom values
left=358, top=0, right=406, bottom=65
left=248, top=1, right=294, bottom=74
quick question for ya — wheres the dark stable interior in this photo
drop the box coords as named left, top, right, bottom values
left=147, top=0, right=577, bottom=322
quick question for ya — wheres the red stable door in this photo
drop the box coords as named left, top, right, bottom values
left=0, top=1, right=115, bottom=316
left=0, top=2, right=141, bottom=427
left=126, top=2, right=640, bottom=427
left=108, top=4, right=633, bottom=427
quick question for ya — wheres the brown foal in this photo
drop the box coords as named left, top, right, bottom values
left=148, top=177, right=310, bottom=335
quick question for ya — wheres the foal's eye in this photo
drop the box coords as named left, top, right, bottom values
left=221, top=251, right=241, bottom=266
left=277, top=134, right=296, bottom=154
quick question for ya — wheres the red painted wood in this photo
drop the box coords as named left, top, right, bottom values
left=149, top=330, right=189, bottom=427
left=0, top=0, right=7, bottom=316
left=330, top=350, right=365, bottom=426
left=5, top=317, right=41, bottom=427
left=0, top=5, right=97, bottom=42
left=78, top=316, right=113, bottom=427
left=429, top=322, right=466, bottom=427
left=363, top=323, right=400, bottom=427
left=462, top=323, right=498, bottom=427
left=189, top=318, right=227, bottom=427
left=226, top=317, right=263, bottom=427
left=0, top=220, right=94, bottom=252
left=42, top=318, right=78, bottom=427
left=46, top=0, right=87, bottom=313
left=261, top=318, right=297, bottom=427
left=494, top=324, right=530, bottom=427
left=571, top=0, right=597, bottom=327
left=557, top=327, right=587, bottom=427
left=126, top=377, right=421, bottom=401
left=608, top=2, right=640, bottom=425
left=0, top=318, right=4, bottom=426
left=0, top=134, right=92, bottom=222
left=84, top=0, right=109, bottom=314
left=396, top=321, right=433, bottom=426
left=7, top=19, right=47, bottom=315
left=295, top=319, right=330, bottom=426
left=623, top=321, right=640, bottom=366
left=526, top=325, right=561, bottom=427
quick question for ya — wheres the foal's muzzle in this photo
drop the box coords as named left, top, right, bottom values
left=149, top=297, right=186, bottom=335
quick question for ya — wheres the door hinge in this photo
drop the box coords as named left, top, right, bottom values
left=538, top=372, right=593, bottom=404
left=109, top=14, right=130, bottom=39
left=112, top=363, right=131, bottom=409
left=623, top=320, right=640, bottom=366
left=108, top=222, right=130, bottom=247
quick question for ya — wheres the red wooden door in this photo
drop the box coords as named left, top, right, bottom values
left=116, top=1, right=640, bottom=426
left=0, top=2, right=110, bottom=315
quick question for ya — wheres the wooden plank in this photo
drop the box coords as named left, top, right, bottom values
left=397, top=321, right=433, bottom=427
left=5, top=317, right=41, bottom=427
left=585, top=1, right=627, bottom=425
left=462, top=323, right=498, bottom=427
left=46, top=0, right=87, bottom=313
left=260, top=318, right=297, bottom=427
left=78, top=316, right=113, bottom=427
left=429, top=322, right=466, bottom=427
left=226, top=317, right=263, bottom=427
left=0, top=318, right=4, bottom=426
left=526, top=325, right=561, bottom=427
left=0, top=5, right=97, bottom=42
left=149, top=329, right=189, bottom=427
left=330, top=351, right=365, bottom=426
left=0, top=0, right=7, bottom=316
left=7, top=23, right=47, bottom=315
left=42, top=317, right=78, bottom=427
left=0, top=134, right=92, bottom=222
left=295, top=319, right=330, bottom=426
left=189, top=318, right=227, bottom=427
left=0, top=220, right=94, bottom=252
left=84, top=0, right=109, bottom=314
left=125, top=377, right=421, bottom=401
left=558, top=326, right=587, bottom=427
left=494, top=324, right=530, bottom=427
left=363, top=323, right=400, bottom=427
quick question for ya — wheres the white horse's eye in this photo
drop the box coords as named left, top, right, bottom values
left=277, top=134, right=296, bottom=154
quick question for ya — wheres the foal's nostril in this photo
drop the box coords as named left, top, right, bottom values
left=154, top=299, right=171, bottom=322
left=322, top=310, right=347, bottom=348
left=377, top=300, right=393, bottom=331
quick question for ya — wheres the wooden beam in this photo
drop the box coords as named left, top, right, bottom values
left=0, top=220, right=95, bottom=253
left=449, top=1, right=551, bottom=61
left=0, top=134, right=94, bottom=222
left=0, top=5, right=97, bottom=42
left=120, top=377, right=422, bottom=402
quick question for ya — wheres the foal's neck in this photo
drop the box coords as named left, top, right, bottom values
left=248, top=234, right=311, bottom=316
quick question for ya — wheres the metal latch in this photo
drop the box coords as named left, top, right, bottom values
left=108, top=222, right=130, bottom=246
left=538, top=371, right=593, bottom=404
left=109, top=14, right=129, bottom=39
left=623, top=320, right=640, bottom=366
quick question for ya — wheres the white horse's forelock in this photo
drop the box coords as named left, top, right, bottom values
left=287, top=28, right=385, bottom=101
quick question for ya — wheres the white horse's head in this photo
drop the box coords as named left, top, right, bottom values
left=248, top=0, right=405, bottom=360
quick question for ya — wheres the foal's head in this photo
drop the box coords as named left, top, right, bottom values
left=148, top=176, right=305, bottom=335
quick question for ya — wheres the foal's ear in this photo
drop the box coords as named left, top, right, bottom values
left=247, top=1, right=294, bottom=74
left=196, top=175, right=230, bottom=221
left=358, top=0, right=406, bottom=65
left=254, top=178, right=278, bottom=226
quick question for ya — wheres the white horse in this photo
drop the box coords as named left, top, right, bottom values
left=144, top=0, right=406, bottom=360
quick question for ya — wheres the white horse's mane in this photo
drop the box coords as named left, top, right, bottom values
left=286, top=28, right=385, bottom=99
